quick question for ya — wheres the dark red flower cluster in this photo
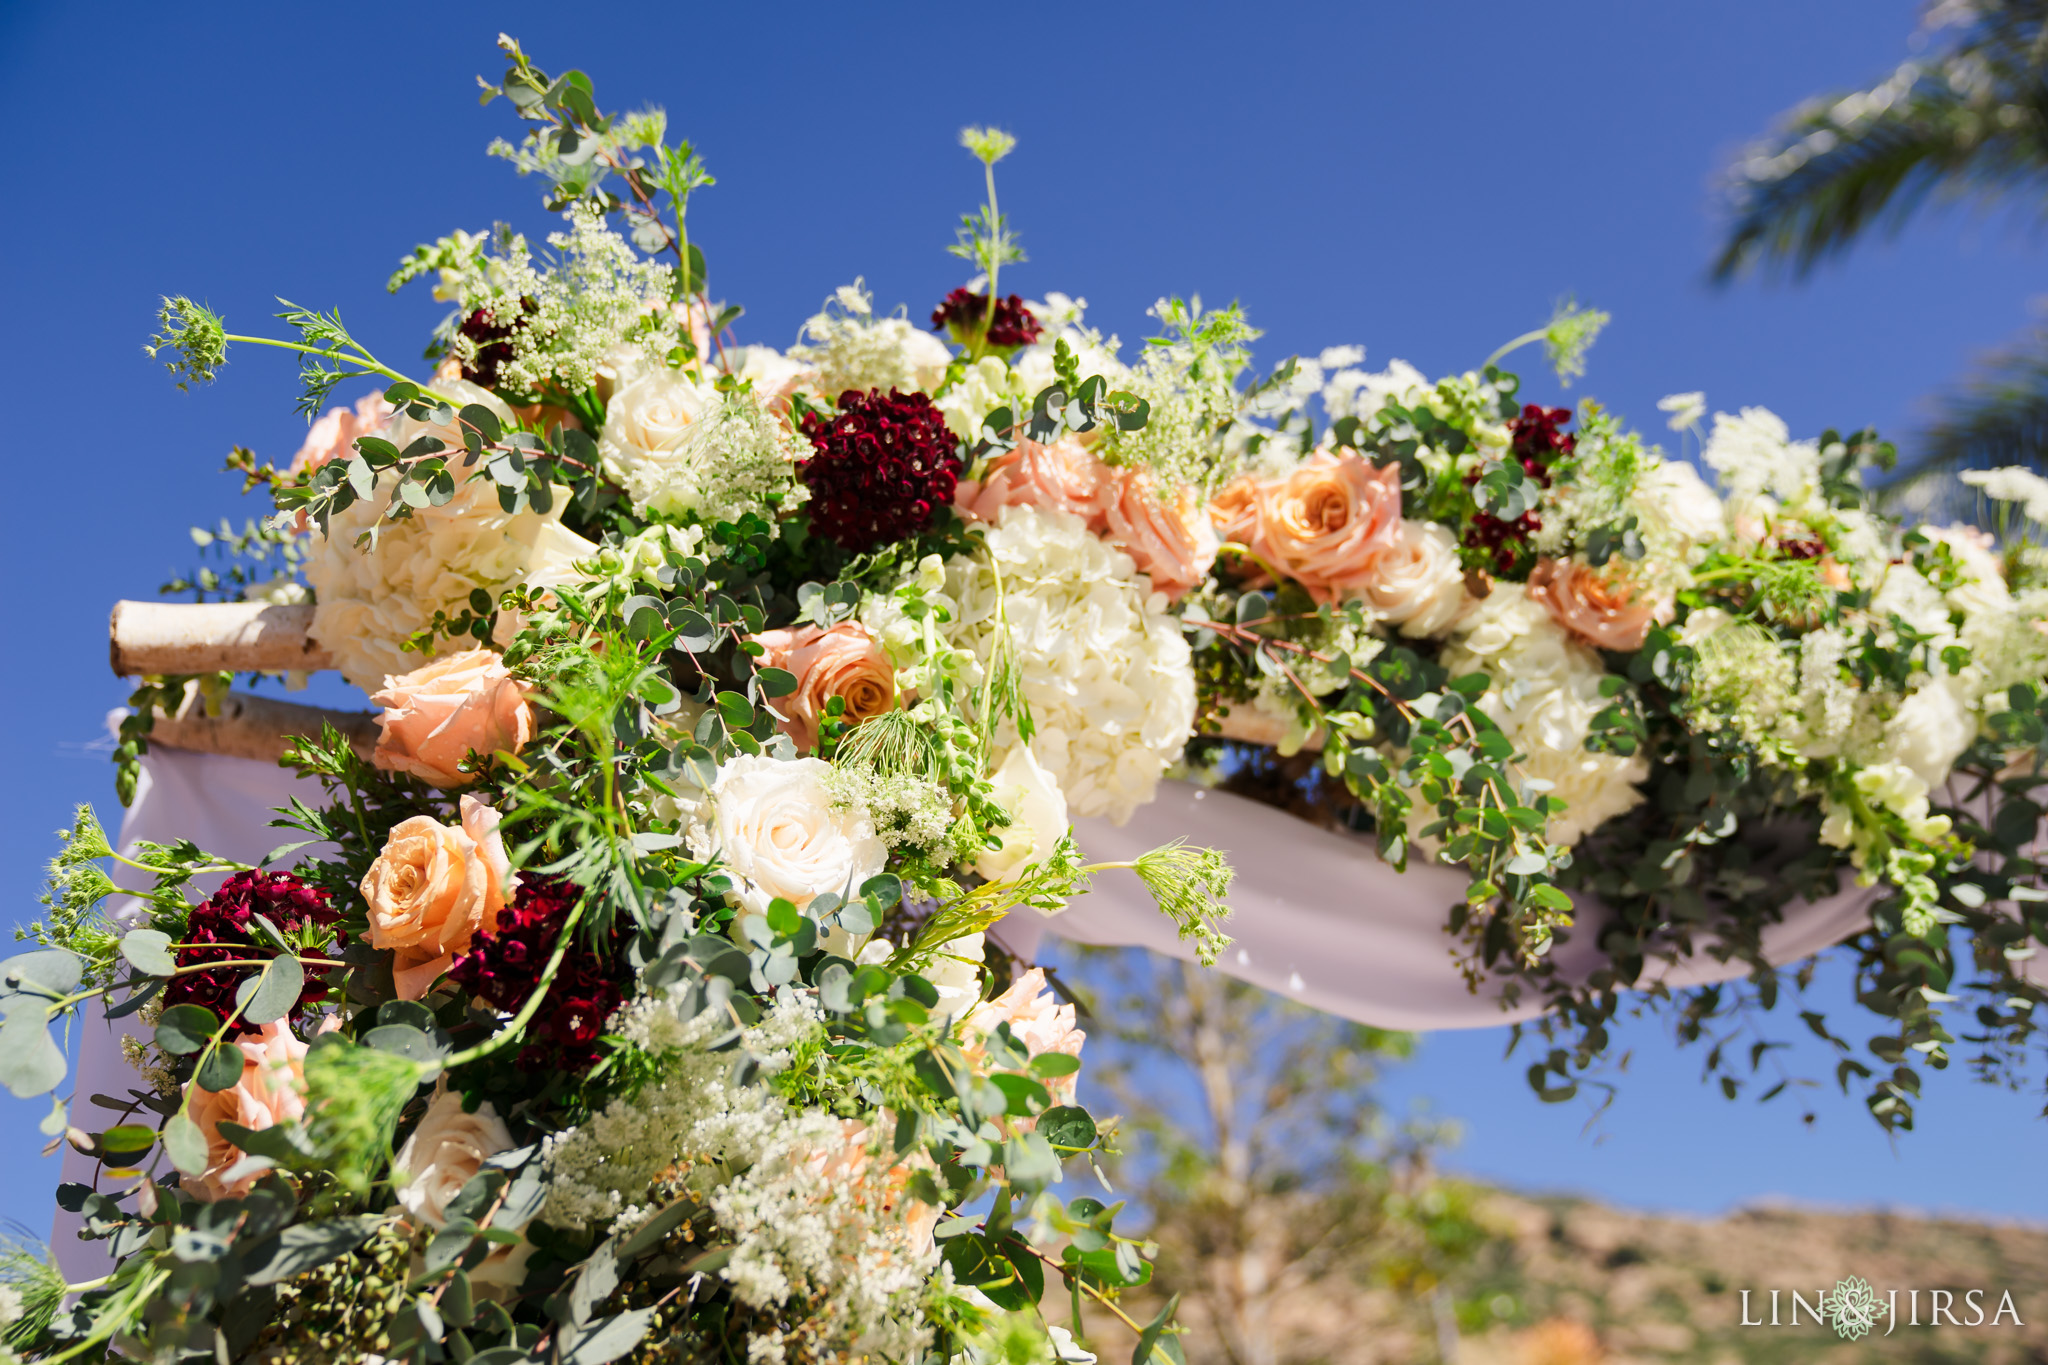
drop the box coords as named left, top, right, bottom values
left=1774, top=534, right=1826, bottom=561
left=799, top=389, right=962, bottom=552
left=1464, top=405, right=1575, bottom=576
left=164, top=871, right=339, bottom=1035
left=447, top=875, right=625, bottom=1072
left=930, top=289, right=1043, bottom=350
left=455, top=299, right=534, bottom=389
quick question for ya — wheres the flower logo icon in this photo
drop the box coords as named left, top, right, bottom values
left=1824, top=1276, right=1883, bottom=1340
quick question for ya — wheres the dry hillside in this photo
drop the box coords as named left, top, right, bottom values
left=1078, top=1191, right=2048, bottom=1365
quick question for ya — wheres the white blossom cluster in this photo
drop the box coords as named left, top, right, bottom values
left=1439, top=586, right=1649, bottom=845
left=542, top=994, right=937, bottom=1364
left=439, top=206, right=683, bottom=396
left=789, top=282, right=952, bottom=400
left=864, top=504, right=1197, bottom=824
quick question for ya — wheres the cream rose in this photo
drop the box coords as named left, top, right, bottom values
left=371, top=649, right=536, bottom=788
left=1359, top=519, right=1469, bottom=638
left=750, top=623, right=897, bottom=753
left=393, top=1085, right=515, bottom=1227
left=955, top=438, right=1109, bottom=529
left=362, top=796, right=515, bottom=1000
left=1526, top=558, right=1661, bottom=653
left=1101, top=468, right=1220, bottom=602
left=975, top=745, right=1069, bottom=886
left=1251, top=451, right=1404, bottom=602
left=186, top=1019, right=321, bottom=1202
left=692, top=756, right=885, bottom=916
left=597, top=368, right=715, bottom=483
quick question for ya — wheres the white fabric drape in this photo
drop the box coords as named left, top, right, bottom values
left=54, top=748, right=1872, bottom=1273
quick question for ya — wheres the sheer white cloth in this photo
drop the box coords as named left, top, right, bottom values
left=54, top=748, right=1873, bottom=1272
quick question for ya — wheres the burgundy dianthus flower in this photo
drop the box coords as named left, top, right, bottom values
left=163, top=871, right=338, bottom=1035
left=799, top=388, right=962, bottom=552
left=930, top=289, right=1043, bottom=350
left=447, top=875, right=626, bottom=1072
left=1463, top=405, right=1576, bottom=576
left=455, top=299, right=534, bottom=389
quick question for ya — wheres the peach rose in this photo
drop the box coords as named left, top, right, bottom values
left=1252, top=452, right=1404, bottom=602
left=1101, top=468, right=1220, bottom=601
left=961, top=967, right=1086, bottom=1112
left=290, top=392, right=395, bottom=475
left=955, top=438, right=1110, bottom=530
left=362, top=796, right=515, bottom=1000
left=807, top=1118, right=942, bottom=1257
left=186, top=1018, right=335, bottom=1201
left=1209, top=473, right=1263, bottom=555
left=1359, top=519, right=1470, bottom=638
left=750, top=622, right=897, bottom=752
left=1526, top=558, right=1661, bottom=652
left=371, top=649, right=537, bottom=788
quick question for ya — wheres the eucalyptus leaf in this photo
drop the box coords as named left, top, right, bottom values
left=235, top=955, right=305, bottom=1026
left=118, top=929, right=178, bottom=978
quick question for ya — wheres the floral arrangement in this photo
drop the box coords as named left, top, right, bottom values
left=6, top=30, right=2048, bottom=1365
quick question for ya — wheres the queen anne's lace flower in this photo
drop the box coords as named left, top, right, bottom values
left=1440, top=587, right=1647, bottom=845
left=544, top=996, right=936, bottom=1365
left=790, top=282, right=954, bottom=399
left=624, top=389, right=809, bottom=527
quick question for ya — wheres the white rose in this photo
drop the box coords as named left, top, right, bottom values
left=693, top=756, right=886, bottom=915
left=1637, top=459, right=1726, bottom=546
left=598, top=369, right=714, bottom=483
left=393, top=1087, right=514, bottom=1228
left=1359, top=519, right=1469, bottom=638
left=976, top=745, right=1070, bottom=887
left=1885, top=677, right=1976, bottom=790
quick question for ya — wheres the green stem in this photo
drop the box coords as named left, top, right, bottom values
left=40, top=1265, right=171, bottom=1363
left=221, top=335, right=455, bottom=405
left=1483, top=328, right=1547, bottom=370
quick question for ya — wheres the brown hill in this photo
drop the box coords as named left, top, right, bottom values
left=1078, top=1191, right=2048, bottom=1365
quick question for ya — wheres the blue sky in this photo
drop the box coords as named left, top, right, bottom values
left=4, top=0, right=2046, bottom=1234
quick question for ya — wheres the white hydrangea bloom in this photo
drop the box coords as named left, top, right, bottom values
left=790, top=281, right=954, bottom=399
left=1440, top=586, right=1648, bottom=845
left=305, top=382, right=599, bottom=690
left=865, top=505, right=1196, bottom=824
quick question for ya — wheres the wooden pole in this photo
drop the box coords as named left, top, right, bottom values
left=109, top=600, right=334, bottom=677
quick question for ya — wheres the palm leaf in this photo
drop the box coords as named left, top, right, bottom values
left=1882, top=326, right=2048, bottom=520
left=1713, top=0, right=2048, bottom=282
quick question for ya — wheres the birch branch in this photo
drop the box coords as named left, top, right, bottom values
left=145, top=686, right=378, bottom=765
left=109, top=600, right=334, bottom=677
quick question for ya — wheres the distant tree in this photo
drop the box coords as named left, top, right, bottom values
left=1713, top=0, right=2048, bottom=511
left=1064, top=947, right=1495, bottom=1365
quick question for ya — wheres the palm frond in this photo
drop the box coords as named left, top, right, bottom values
left=1882, top=325, right=2048, bottom=521
left=1713, top=0, right=2048, bottom=282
